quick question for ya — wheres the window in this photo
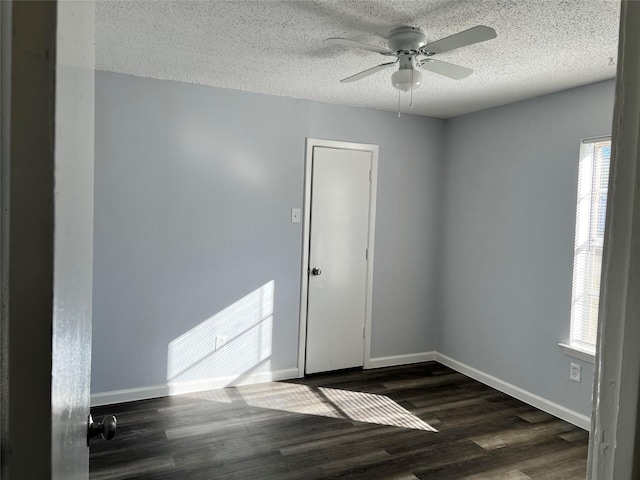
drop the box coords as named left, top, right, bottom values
left=569, top=137, right=611, bottom=353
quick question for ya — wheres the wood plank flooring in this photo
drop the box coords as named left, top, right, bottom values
left=90, top=362, right=588, bottom=479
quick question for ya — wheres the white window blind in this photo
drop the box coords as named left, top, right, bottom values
left=569, top=137, right=611, bottom=352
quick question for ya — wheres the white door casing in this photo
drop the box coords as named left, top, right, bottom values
left=588, top=2, right=640, bottom=478
left=298, top=138, right=378, bottom=375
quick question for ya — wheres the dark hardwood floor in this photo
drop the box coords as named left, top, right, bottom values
left=90, top=362, right=588, bottom=479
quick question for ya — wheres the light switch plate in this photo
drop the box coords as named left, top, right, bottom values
left=291, top=208, right=301, bottom=223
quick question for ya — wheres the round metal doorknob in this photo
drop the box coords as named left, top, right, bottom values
left=311, top=267, right=322, bottom=276
left=88, top=414, right=117, bottom=443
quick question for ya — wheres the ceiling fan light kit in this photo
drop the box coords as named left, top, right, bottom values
left=391, top=67, right=422, bottom=92
left=326, top=25, right=497, bottom=96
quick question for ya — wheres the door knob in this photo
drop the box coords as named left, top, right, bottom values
left=311, top=267, right=322, bottom=276
left=88, top=414, right=117, bottom=444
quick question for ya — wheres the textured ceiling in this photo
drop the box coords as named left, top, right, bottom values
left=96, top=0, right=620, bottom=118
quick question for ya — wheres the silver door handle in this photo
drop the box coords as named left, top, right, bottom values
left=311, top=267, right=322, bottom=276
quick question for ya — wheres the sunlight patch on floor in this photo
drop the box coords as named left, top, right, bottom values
left=319, top=386, right=438, bottom=431
left=235, top=382, right=437, bottom=432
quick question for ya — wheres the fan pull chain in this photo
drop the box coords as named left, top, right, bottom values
left=410, top=69, right=414, bottom=108
left=397, top=89, right=401, bottom=117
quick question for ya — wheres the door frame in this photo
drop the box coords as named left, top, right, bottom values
left=297, top=138, right=379, bottom=377
left=587, top=2, right=640, bottom=477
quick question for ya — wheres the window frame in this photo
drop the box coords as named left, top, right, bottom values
left=562, top=136, right=612, bottom=362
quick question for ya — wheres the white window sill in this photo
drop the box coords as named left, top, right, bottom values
left=559, top=343, right=595, bottom=364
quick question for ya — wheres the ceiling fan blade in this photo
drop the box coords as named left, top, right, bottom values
left=325, top=38, right=392, bottom=55
left=419, top=59, right=473, bottom=80
left=423, top=25, right=497, bottom=55
left=340, top=62, right=396, bottom=83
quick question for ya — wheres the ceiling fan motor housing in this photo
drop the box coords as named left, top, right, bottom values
left=387, top=26, right=427, bottom=53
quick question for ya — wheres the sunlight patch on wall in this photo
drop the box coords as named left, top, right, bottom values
left=167, top=281, right=274, bottom=395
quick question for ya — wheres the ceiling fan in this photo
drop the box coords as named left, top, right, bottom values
left=326, top=25, right=497, bottom=93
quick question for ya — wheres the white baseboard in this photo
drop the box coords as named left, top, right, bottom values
left=90, top=368, right=299, bottom=407
left=366, top=351, right=437, bottom=369
left=91, top=384, right=170, bottom=407
left=366, top=351, right=590, bottom=430
left=434, top=352, right=591, bottom=431
left=92, top=354, right=591, bottom=431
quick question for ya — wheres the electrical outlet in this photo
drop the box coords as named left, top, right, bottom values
left=215, top=335, right=227, bottom=351
left=570, top=363, right=581, bottom=382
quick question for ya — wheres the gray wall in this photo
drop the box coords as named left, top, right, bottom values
left=92, top=71, right=443, bottom=393
left=440, top=80, right=615, bottom=416
left=93, top=71, right=616, bottom=419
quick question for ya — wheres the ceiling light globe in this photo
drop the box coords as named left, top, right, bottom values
left=392, top=68, right=422, bottom=92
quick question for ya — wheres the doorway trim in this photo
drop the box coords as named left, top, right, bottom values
left=297, top=138, right=379, bottom=377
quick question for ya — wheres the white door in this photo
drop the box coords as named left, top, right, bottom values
left=1, top=2, right=95, bottom=478
left=305, top=145, right=375, bottom=374
left=52, top=2, right=96, bottom=477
